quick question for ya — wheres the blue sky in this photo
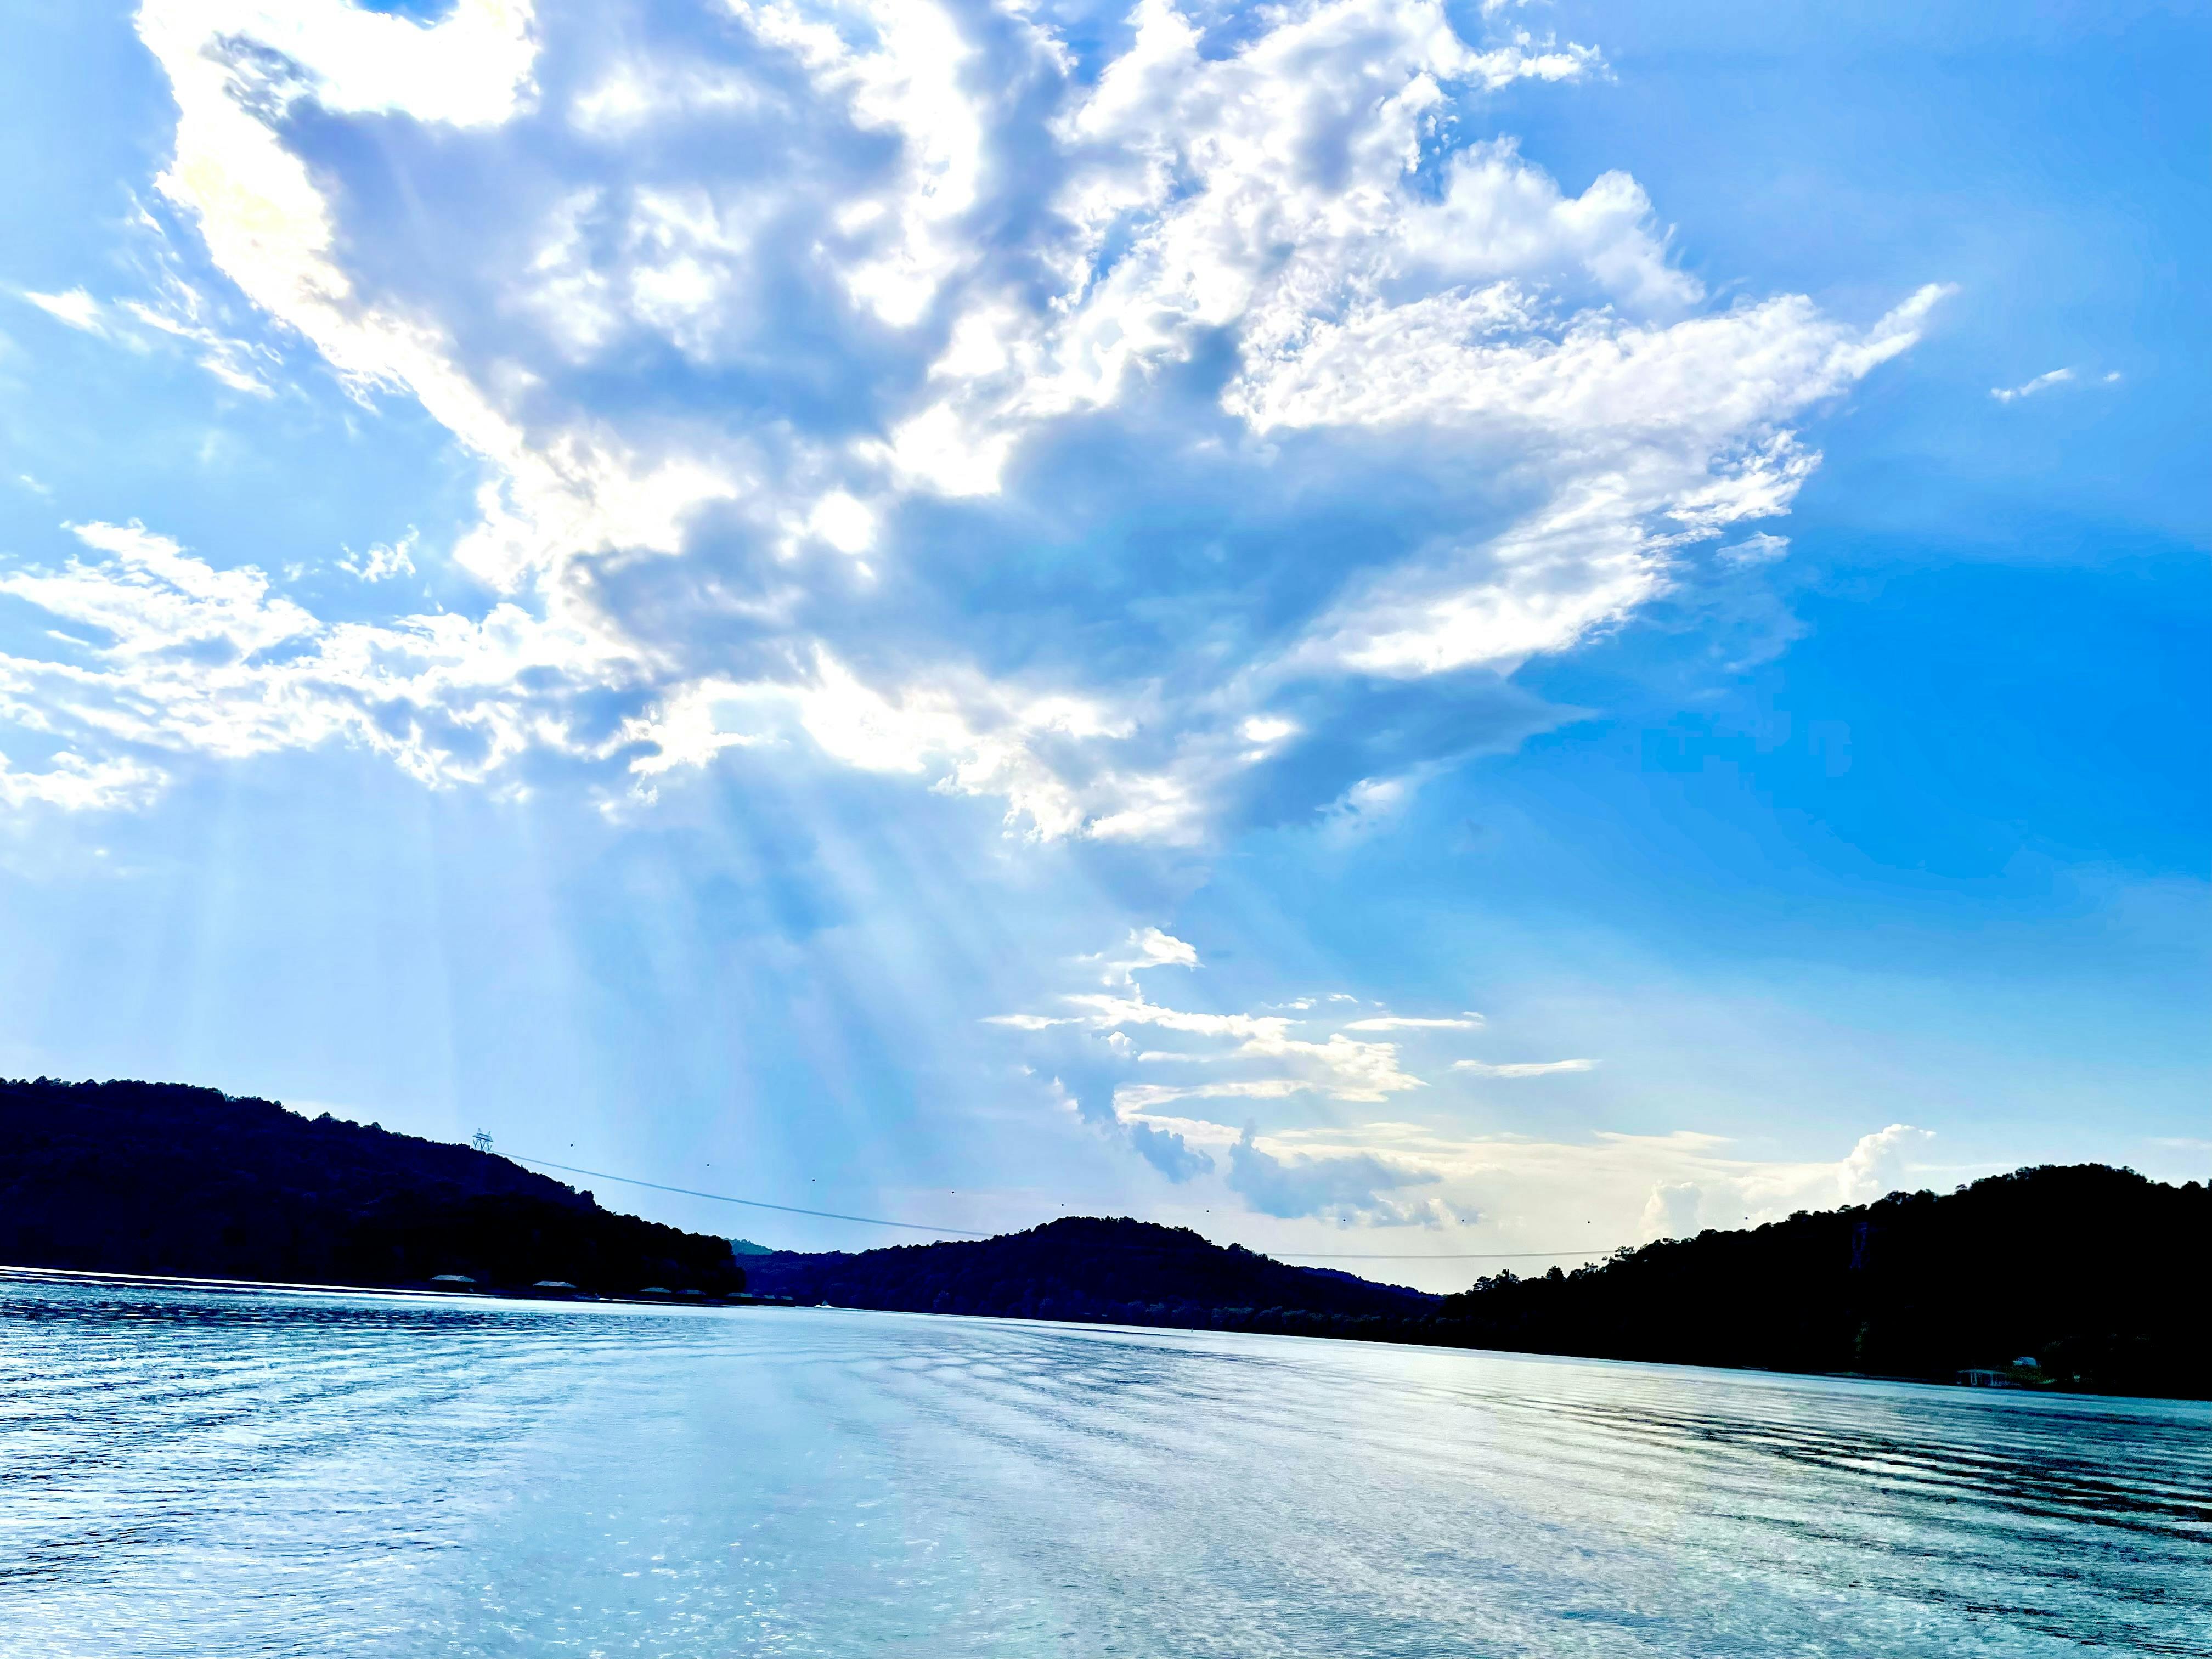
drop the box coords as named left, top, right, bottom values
left=0, top=0, right=2203, bottom=1285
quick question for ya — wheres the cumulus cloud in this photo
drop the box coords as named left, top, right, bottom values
left=990, top=922, right=1456, bottom=1200
left=0, top=521, right=641, bottom=791
left=1091, top=927, right=1200, bottom=986
left=2, top=0, right=1942, bottom=833
left=1836, top=1122, right=1934, bottom=1204
left=1637, top=1123, right=1935, bottom=1241
left=991, top=924, right=1615, bottom=1220
left=994, top=935, right=1952, bottom=1235
left=0, top=748, right=163, bottom=812
left=1225, top=1126, right=1445, bottom=1223
left=1640, top=1178, right=1703, bottom=1242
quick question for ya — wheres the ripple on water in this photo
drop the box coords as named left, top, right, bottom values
left=0, top=1277, right=2205, bottom=1657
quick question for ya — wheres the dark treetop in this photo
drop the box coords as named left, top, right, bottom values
left=0, top=1077, right=741, bottom=1297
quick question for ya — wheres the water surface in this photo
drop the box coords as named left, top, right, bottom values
left=0, top=1276, right=2204, bottom=1656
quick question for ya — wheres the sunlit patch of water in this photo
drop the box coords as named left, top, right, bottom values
left=1, top=1278, right=2204, bottom=1656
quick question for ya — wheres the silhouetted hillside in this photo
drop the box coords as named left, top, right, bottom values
left=3, top=1081, right=2201, bottom=1397
left=1437, top=1165, right=2211, bottom=1397
left=742, top=1216, right=1439, bottom=1336
left=746, top=1168, right=2209, bottom=1398
left=0, top=1077, right=742, bottom=1296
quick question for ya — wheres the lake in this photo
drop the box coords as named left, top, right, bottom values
left=0, top=1276, right=2204, bottom=1656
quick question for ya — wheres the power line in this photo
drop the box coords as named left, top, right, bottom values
left=1272, top=1250, right=1606, bottom=1261
left=510, top=1152, right=1607, bottom=1261
left=507, top=1156, right=992, bottom=1238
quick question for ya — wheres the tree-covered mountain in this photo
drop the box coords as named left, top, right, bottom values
left=741, top=1216, right=1440, bottom=1335
left=2, top=1077, right=2202, bottom=1398
left=745, top=1166, right=2208, bottom=1397
left=1436, top=1163, right=2209, bottom=1397
left=0, top=1077, right=742, bottom=1296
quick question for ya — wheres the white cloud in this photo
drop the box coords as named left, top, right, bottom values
left=1718, top=531, right=1789, bottom=566
left=1090, top=926, right=1200, bottom=986
left=0, top=521, right=641, bottom=791
left=339, top=530, right=419, bottom=583
left=1451, top=1057, right=1594, bottom=1077
left=992, top=933, right=1951, bottom=1237
left=23, top=289, right=105, bottom=333
left=1836, top=1121, right=1934, bottom=1204
left=1116, top=1078, right=1307, bottom=1111
left=1345, top=1014, right=1484, bottom=1031
left=0, top=748, right=163, bottom=812
left=1225, top=1126, right=1446, bottom=1224
left=1990, top=367, right=2074, bottom=403
left=1639, top=1179, right=1702, bottom=1241
left=1220, top=1120, right=1956, bottom=1238
left=4, top=0, right=1942, bottom=833
left=1634, top=1123, right=1933, bottom=1242
left=987, top=926, right=1585, bottom=1211
left=118, top=279, right=279, bottom=397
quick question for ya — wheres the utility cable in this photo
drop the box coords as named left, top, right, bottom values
left=1269, top=1250, right=1607, bottom=1261
left=508, top=1152, right=1607, bottom=1260
left=507, top=1155, right=992, bottom=1237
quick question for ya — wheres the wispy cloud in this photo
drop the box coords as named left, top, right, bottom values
left=22, top=289, right=105, bottom=334
left=1451, top=1058, right=1594, bottom=1077
left=990, top=926, right=1609, bottom=1218
left=1345, top=1014, right=1485, bottom=1031
left=1990, top=367, right=2075, bottom=403
left=991, top=930, right=1954, bottom=1236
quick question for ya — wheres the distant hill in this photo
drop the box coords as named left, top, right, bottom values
left=3, top=1079, right=2202, bottom=1398
left=740, top=1216, right=1440, bottom=1335
left=0, top=1077, right=742, bottom=1297
left=1437, top=1164, right=2211, bottom=1398
left=743, top=1168, right=2209, bottom=1398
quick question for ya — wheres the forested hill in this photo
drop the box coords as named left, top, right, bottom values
left=1437, top=1164, right=2209, bottom=1397
left=0, top=1077, right=741, bottom=1296
left=746, top=1167, right=2208, bottom=1398
left=3, top=1080, right=2203, bottom=1398
left=741, top=1216, right=1440, bottom=1334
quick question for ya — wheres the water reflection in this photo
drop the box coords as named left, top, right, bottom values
left=1, top=1275, right=2205, bottom=1656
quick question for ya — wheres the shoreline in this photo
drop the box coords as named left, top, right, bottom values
left=0, top=1262, right=785, bottom=1310
left=9, top=1263, right=2203, bottom=1408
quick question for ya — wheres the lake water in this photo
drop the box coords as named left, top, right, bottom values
left=0, top=1277, right=2204, bottom=1657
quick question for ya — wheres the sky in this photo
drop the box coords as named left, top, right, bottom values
left=0, top=0, right=2204, bottom=1289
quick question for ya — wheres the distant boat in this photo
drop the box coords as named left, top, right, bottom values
left=428, top=1274, right=476, bottom=1288
left=532, top=1280, right=578, bottom=1295
left=638, top=1286, right=672, bottom=1295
